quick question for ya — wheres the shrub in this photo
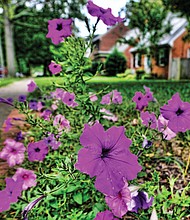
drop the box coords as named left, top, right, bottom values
left=136, top=69, right=145, bottom=80
left=105, top=48, right=127, bottom=76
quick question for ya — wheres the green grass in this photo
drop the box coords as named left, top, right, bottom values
left=33, top=76, right=190, bottom=105
left=0, top=77, right=21, bottom=88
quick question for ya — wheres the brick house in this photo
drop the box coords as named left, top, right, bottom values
left=92, top=16, right=190, bottom=79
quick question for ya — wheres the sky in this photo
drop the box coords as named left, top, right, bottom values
left=76, top=0, right=127, bottom=37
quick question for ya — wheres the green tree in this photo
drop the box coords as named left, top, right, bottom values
left=124, top=0, right=171, bottom=70
left=162, top=0, right=190, bottom=41
left=105, top=48, right=127, bottom=76
left=0, top=0, right=87, bottom=76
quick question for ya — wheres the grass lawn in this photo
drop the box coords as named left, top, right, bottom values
left=0, top=77, right=21, bottom=88
left=34, top=76, right=190, bottom=103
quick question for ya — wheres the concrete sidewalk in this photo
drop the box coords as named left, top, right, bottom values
left=0, top=78, right=32, bottom=127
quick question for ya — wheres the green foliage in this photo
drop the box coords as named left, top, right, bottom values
left=105, top=48, right=127, bottom=76
left=125, top=0, right=171, bottom=54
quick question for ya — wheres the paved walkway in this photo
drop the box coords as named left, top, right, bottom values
left=0, top=78, right=32, bottom=127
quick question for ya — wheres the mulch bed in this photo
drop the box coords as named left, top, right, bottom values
left=0, top=109, right=28, bottom=185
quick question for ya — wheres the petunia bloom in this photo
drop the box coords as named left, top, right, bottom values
left=160, top=93, right=190, bottom=133
left=100, top=108, right=118, bottom=122
left=62, top=91, right=78, bottom=107
left=105, top=181, right=131, bottom=218
left=22, top=195, right=45, bottom=220
left=46, top=18, right=73, bottom=45
left=48, top=61, right=62, bottom=75
left=127, top=188, right=153, bottom=213
left=0, top=97, right=14, bottom=106
left=158, top=115, right=176, bottom=140
left=28, top=140, right=48, bottom=162
left=87, top=1, right=123, bottom=26
left=0, top=177, right=23, bottom=212
left=29, top=100, right=38, bottom=111
left=0, top=139, right=25, bottom=167
left=18, top=95, right=27, bottom=102
left=94, top=210, right=118, bottom=220
left=101, top=90, right=122, bottom=105
left=12, top=168, right=37, bottom=190
left=100, top=92, right=112, bottom=105
left=143, top=86, right=154, bottom=102
left=89, top=92, right=98, bottom=102
left=140, top=111, right=157, bottom=129
left=132, top=91, right=148, bottom=111
left=27, top=81, right=37, bottom=93
left=44, top=133, right=61, bottom=150
left=3, top=118, right=13, bottom=132
left=75, top=122, right=142, bottom=196
left=53, top=114, right=70, bottom=132
left=112, top=89, right=122, bottom=104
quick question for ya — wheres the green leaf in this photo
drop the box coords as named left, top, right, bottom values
left=73, top=193, right=83, bottom=205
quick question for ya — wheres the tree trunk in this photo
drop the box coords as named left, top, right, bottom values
left=4, top=5, right=16, bottom=77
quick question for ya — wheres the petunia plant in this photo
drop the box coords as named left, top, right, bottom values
left=0, top=1, right=190, bottom=220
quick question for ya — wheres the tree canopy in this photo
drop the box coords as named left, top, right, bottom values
left=125, top=0, right=171, bottom=52
left=0, top=0, right=87, bottom=76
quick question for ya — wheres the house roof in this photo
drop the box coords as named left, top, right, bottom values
left=159, top=16, right=187, bottom=46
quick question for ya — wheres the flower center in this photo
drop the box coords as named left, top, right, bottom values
left=138, top=97, right=141, bottom=101
left=10, top=148, right=17, bottom=153
left=101, top=148, right=110, bottom=158
left=56, top=23, right=63, bottom=31
left=35, top=147, right=40, bottom=152
left=176, top=108, right=184, bottom=116
left=23, top=174, right=28, bottom=179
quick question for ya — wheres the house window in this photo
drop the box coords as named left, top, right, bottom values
left=156, top=48, right=169, bottom=67
left=187, top=48, right=190, bottom=58
left=134, top=53, right=141, bottom=68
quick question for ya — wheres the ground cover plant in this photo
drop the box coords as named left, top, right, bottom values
left=0, top=1, right=190, bottom=219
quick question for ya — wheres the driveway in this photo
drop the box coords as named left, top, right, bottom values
left=0, top=78, right=32, bottom=127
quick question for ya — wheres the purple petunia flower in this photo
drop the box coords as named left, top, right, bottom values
left=27, top=140, right=48, bottom=162
left=132, top=92, right=148, bottom=111
left=53, top=114, right=70, bottom=132
left=101, top=90, right=122, bottom=105
left=44, top=133, right=61, bottom=150
left=5, top=178, right=23, bottom=202
left=89, top=92, right=98, bottom=102
left=12, top=168, right=37, bottom=190
left=160, top=93, right=190, bottom=133
left=40, top=109, right=52, bottom=121
left=127, top=187, right=153, bottom=213
left=100, top=92, right=112, bottom=105
left=15, top=131, right=24, bottom=142
left=105, top=181, right=131, bottom=218
left=48, top=61, right=62, bottom=75
left=18, top=95, right=27, bottom=102
left=140, top=111, right=157, bottom=129
left=22, top=195, right=45, bottom=220
left=0, top=139, right=25, bottom=167
left=87, top=1, right=123, bottom=26
left=112, top=89, right=122, bottom=104
left=62, top=91, right=78, bottom=107
left=46, top=18, right=73, bottom=45
left=143, top=86, right=154, bottom=102
left=0, top=97, right=14, bottom=106
left=100, top=108, right=118, bottom=122
left=37, top=101, right=45, bottom=111
left=3, top=118, right=13, bottom=132
left=29, top=100, right=38, bottom=110
left=51, top=88, right=65, bottom=99
left=75, top=122, right=142, bottom=196
left=94, top=210, right=118, bottom=220
left=158, top=115, right=176, bottom=140
left=27, top=81, right=37, bottom=93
